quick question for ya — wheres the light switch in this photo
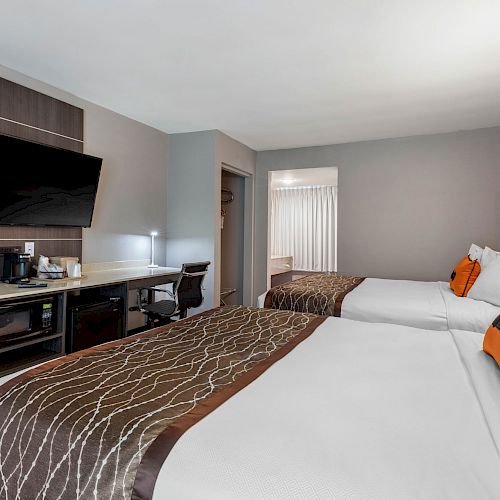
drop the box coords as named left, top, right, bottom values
left=25, top=241, right=35, bottom=257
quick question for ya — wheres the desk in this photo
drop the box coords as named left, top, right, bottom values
left=0, top=266, right=180, bottom=301
left=0, top=266, right=181, bottom=376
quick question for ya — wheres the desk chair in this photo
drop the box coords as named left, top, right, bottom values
left=137, top=261, right=210, bottom=328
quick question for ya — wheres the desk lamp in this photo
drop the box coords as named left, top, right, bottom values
left=148, top=231, right=159, bottom=268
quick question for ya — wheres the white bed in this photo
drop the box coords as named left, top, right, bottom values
left=159, top=318, right=500, bottom=499
left=3, top=318, right=499, bottom=499
left=259, top=278, right=500, bottom=333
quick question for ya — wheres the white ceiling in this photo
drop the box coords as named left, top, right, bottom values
left=271, top=167, right=338, bottom=188
left=1, top=1, right=500, bottom=151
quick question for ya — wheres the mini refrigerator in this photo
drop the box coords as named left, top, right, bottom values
left=67, top=297, right=123, bottom=353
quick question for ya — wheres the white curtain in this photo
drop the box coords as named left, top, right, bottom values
left=271, top=186, right=336, bottom=272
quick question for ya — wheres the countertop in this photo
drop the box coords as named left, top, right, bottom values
left=0, top=266, right=181, bottom=301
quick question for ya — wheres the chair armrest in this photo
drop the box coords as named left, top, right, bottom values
left=142, top=287, right=175, bottom=299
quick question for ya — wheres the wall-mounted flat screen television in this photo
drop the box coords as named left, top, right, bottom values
left=0, top=134, right=102, bottom=227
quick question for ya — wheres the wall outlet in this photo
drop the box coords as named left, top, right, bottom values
left=25, top=241, right=35, bottom=257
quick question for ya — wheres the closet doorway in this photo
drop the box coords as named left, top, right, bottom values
left=220, top=168, right=246, bottom=305
left=267, top=167, right=338, bottom=288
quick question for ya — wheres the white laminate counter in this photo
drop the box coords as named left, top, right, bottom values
left=0, top=266, right=181, bottom=301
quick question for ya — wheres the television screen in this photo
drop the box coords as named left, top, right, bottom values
left=0, top=134, right=102, bottom=227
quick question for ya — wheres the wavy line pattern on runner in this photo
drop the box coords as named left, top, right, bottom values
left=264, top=273, right=365, bottom=316
left=0, top=305, right=324, bottom=500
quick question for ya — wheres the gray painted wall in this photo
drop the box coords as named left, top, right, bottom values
left=82, top=104, right=168, bottom=264
left=166, top=130, right=256, bottom=311
left=166, top=131, right=218, bottom=308
left=0, top=65, right=169, bottom=265
left=255, top=127, right=500, bottom=300
left=216, top=131, right=257, bottom=177
left=215, top=132, right=257, bottom=306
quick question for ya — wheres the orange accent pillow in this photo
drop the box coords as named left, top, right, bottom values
left=483, top=315, right=500, bottom=367
left=449, top=256, right=481, bottom=297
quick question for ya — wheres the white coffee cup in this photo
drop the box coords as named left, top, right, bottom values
left=67, top=262, right=82, bottom=278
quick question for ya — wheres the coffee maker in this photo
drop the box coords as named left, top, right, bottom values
left=0, top=248, right=32, bottom=283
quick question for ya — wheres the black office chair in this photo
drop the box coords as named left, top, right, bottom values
left=137, top=261, right=210, bottom=328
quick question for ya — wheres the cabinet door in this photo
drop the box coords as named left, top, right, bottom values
left=69, top=299, right=122, bottom=353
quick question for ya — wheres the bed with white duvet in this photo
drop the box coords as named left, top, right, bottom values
left=160, top=319, right=500, bottom=499
left=259, top=278, right=500, bottom=332
left=2, top=316, right=499, bottom=499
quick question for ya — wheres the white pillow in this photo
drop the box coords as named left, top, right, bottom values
left=468, top=243, right=483, bottom=262
left=468, top=257, right=500, bottom=306
left=480, top=246, right=500, bottom=270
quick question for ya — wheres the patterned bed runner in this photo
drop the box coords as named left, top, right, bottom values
left=264, top=273, right=365, bottom=316
left=0, top=305, right=325, bottom=500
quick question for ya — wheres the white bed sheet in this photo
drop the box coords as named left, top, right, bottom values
left=440, top=281, right=500, bottom=333
left=259, top=278, right=500, bottom=333
left=156, top=318, right=500, bottom=499
left=342, top=278, right=447, bottom=330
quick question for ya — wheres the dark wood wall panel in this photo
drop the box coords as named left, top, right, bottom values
left=0, top=121, right=83, bottom=152
left=0, top=227, right=82, bottom=240
left=0, top=240, right=82, bottom=262
left=0, top=77, right=83, bottom=150
left=0, top=77, right=84, bottom=264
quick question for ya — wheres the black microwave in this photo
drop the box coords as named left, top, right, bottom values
left=0, top=296, right=55, bottom=345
